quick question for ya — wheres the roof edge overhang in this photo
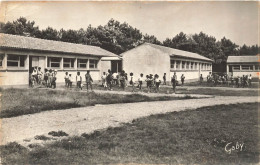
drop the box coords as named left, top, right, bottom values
left=170, top=54, right=213, bottom=62
left=227, top=61, right=259, bottom=64
left=0, top=46, right=116, bottom=57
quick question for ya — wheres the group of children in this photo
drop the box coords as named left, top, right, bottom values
left=29, top=67, right=57, bottom=88
left=100, top=70, right=184, bottom=93
left=30, top=67, right=188, bottom=93
left=232, top=74, right=252, bottom=88
left=206, top=73, right=253, bottom=88
left=64, top=71, right=93, bottom=91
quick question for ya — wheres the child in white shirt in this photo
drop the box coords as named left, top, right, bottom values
left=76, top=72, right=82, bottom=90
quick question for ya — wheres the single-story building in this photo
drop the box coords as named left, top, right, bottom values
left=0, top=33, right=118, bottom=86
left=227, top=55, right=259, bottom=78
left=120, top=43, right=213, bottom=82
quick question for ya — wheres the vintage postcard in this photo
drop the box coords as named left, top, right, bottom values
left=0, top=1, right=259, bottom=164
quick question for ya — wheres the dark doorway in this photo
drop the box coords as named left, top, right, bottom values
left=111, top=60, right=122, bottom=73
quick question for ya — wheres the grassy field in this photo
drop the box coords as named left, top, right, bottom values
left=92, top=83, right=258, bottom=96
left=0, top=88, right=194, bottom=118
left=177, top=87, right=258, bottom=96
left=0, top=103, right=258, bottom=165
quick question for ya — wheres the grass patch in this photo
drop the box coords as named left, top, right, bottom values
left=0, top=88, right=196, bottom=118
left=1, top=103, right=258, bottom=164
left=93, top=83, right=258, bottom=96
left=177, top=87, right=258, bottom=96
left=34, top=135, right=51, bottom=141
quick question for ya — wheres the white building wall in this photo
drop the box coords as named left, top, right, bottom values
left=100, top=60, right=111, bottom=75
left=121, top=44, right=213, bottom=83
left=55, top=70, right=101, bottom=84
left=0, top=71, right=28, bottom=86
left=232, top=71, right=258, bottom=78
left=122, top=44, right=171, bottom=81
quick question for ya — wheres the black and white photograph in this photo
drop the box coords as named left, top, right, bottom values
left=0, top=0, right=259, bottom=164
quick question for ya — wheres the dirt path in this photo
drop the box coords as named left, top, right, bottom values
left=1, top=95, right=258, bottom=146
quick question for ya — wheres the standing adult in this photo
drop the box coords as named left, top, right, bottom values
left=106, top=69, right=113, bottom=90
left=85, top=70, right=93, bottom=91
left=248, top=74, right=252, bottom=87
left=181, top=74, right=185, bottom=86
left=129, top=72, right=135, bottom=92
left=171, top=72, right=177, bottom=93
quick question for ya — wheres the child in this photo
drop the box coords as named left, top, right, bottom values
left=44, top=69, right=49, bottom=87
left=64, top=72, right=69, bottom=88
left=150, top=74, right=154, bottom=88
left=48, top=69, right=53, bottom=88
left=29, top=73, right=34, bottom=88
left=76, top=72, right=82, bottom=90
left=68, top=74, right=73, bottom=88
left=129, top=72, right=135, bottom=92
left=181, top=74, right=185, bottom=86
left=138, top=73, right=144, bottom=91
left=125, top=73, right=128, bottom=87
left=51, top=69, right=57, bottom=89
left=32, top=67, right=38, bottom=85
left=101, top=72, right=107, bottom=89
left=248, top=74, right=252, bottom=87
left=112, top=72, right=118, bottom=85
left=106, top=69, right=113, bottom=90
left=171, top=72, right=177, bottom=93
left=120, top=71, right=126, bottom=90
left=163, top=73, right=166, bottom=85
left=200, top=74, right=203, bottom=84
left=85, top=70, right=93, bottom=91
left=154, top=74, right=161, bottom=93
left=37, top=67, right=43, bottom=85
left=146, top=75, right=152, bottom=93
left=230, top=75, right=234, bottom=87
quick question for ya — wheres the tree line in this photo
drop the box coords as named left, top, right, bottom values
left=0, top=17, right=258, bottom=64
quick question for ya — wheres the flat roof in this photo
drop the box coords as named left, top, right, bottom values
left=227, top=55, right=259, bottom=63
left=0, top=33, right=118, bottom=57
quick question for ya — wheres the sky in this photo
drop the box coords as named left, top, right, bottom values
left=0, top=1, right=258, bottom=46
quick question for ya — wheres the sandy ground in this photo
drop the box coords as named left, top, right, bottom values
left=0, top=95, right=258, bottom=146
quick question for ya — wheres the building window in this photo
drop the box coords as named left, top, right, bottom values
left=176, top=61, right=180, bottom=69
left=7, top=54, right=25, bottom=67
left=0, top=54, right=3, bottom=67
left=194, top=63, right=197, bottom=70
left=63, top=58, right=74, bottom=68
left=182, top=61, right=185, bottom=69
left=170, top=60, right=175, bottom=69
left=232, top=65, right=240, bottom=71
left=48, top=57, right=61, bottom=68
left=255, top=65, right=260, bottom=70
left=191, top=62, right=194, bottom=70
left=201, top=63, right=204, bottom=70
left=186, top=62, right=190, bottom=70
left=78, top=59, right=88, bottom=68
left=89, top=59, right=98, bottom=69
left=241, top=65, right=253, bottom=70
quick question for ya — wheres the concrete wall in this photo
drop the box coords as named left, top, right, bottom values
left=122, top=44, right=171, bottom=81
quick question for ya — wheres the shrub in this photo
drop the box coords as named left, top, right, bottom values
left=48, top=131, right=68, bottom=137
